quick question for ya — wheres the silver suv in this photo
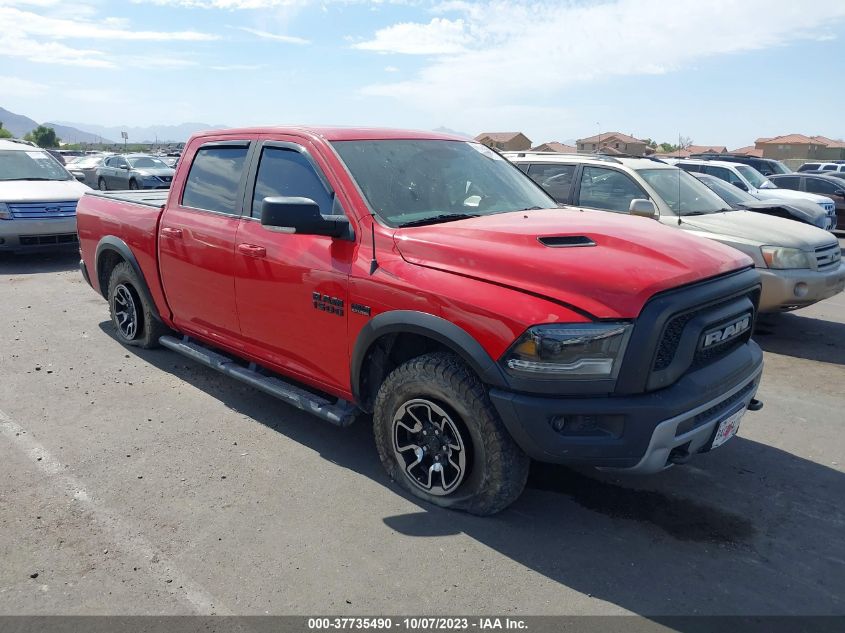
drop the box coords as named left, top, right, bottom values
left=505, top=152, right=844, bottom=312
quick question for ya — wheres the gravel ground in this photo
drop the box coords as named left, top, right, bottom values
left=0, top=245, right=843, bottom=617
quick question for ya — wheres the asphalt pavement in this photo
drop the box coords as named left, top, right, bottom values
left=0, top=244, right=843, bottom=617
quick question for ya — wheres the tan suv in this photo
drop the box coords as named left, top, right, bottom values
left=506, top=152, right=844, bottom=312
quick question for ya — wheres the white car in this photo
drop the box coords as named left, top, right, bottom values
left=0, top=139, right=91, bottom=252
left=669, top=158, right=837, bottom=220
left=798, top=162, right=845, bottom=173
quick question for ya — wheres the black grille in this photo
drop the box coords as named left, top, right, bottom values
left=653, top=287, right=760, bottom=372
left=19, top=233, right=78, bottom=246
left=675, top=380, right=756, bottom=438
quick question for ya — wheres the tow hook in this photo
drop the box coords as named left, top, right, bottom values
left=747, top=398, right=764, bottom=412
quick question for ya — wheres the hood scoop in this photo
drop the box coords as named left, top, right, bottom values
left=538, top=235, right=595, bottom=248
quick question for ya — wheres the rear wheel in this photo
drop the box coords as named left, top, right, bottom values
left=98, top=177, right=107, bottom=191
left=107, top=262, right=169, bottom=348
left=373, top=352, right=529, bottom=515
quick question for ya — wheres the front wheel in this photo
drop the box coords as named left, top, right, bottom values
left=129, top=179, right=139, bottom=190
left=373, top=352, right=529, bottom=515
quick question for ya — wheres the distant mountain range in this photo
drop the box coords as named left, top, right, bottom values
left=49, top=121, right=227, bottom=144
left=0, top=106, right=105, bottom=143
left=1, top=106, right=225, bottom=144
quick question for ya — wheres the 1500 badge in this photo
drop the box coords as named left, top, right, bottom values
left=312, top=292, right=344, bottom=316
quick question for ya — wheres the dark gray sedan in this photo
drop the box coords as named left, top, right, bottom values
left=95, top=154, right=175, bottom=191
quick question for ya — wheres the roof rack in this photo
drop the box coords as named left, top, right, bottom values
left=505, top=151, right=622, bottom=164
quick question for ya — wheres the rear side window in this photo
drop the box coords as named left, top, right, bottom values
left=772, top=176, right=800, bottom=189
left=250, top=147, right=334, bottom=218
left=526, top=163, right=575, bottom=202
left=822, top=164, right=837, bottom=171
left=677, top=163, right=701, bottom=173
left=182, top=145, right=249, bottom=215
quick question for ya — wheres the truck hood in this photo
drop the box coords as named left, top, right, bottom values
left=743, top=198, right=827, bottom=228
left=755, top=188, right=831, bottom=205
left=0, top=179, right=90, bottom=202
left=677, top=210, right=836, bottom=250
left=392, top=208, right=751, bottom=319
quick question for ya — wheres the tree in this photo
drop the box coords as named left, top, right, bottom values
left=0, top=122, right=12, bottom=139
left=23, top=125, right=60, bottom=148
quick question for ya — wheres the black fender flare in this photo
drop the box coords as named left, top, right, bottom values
left=350, top=310, right=510, bottom=404
left=95, top=236, right=162, bottom=322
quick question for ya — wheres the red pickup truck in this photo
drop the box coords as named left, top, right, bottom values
left=78, top=127, right=764, bottom=514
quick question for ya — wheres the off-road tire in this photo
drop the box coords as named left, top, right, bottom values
left=373, top=352, right=529, bottom=515
left=107, top=262, right=169, bottom=349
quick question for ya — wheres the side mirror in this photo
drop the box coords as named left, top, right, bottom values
left=120, top=164, right=130, bottom=170
left=734, top=182, right=749, bottom=191
left=73, top=173, right=85, bottom=183
left=629, top=198, right=658, bottom=218
left=261, top=196, right=350, bottom=238
left=835, top=190, right=845, bottom=197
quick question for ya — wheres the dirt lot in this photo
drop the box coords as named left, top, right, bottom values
left=1, top=246, right=843, bottom=617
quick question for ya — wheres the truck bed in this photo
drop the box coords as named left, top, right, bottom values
left=84, top=190, right=169, bottom=209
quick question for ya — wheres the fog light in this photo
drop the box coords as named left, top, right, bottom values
left=793, top=282, right=808, bottom=298
left=548, top=414, right=624, bottom=438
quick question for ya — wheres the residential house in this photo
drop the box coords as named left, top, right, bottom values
left=475, top=132, right=532, bottom=151
left=686, top=145, right=727, bottom=154
left=731, top=145, right=764, bottom=158
left=576, top=132, right=647, bottom=156
left=753, top=134, right=845, bottom=160
left=531, top=141, right=577, bottom=153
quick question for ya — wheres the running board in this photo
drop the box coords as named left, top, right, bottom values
left=159, top=335, right=358, bottom=427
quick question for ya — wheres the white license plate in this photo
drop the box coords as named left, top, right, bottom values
left=710, top=407, right=745, bottom=449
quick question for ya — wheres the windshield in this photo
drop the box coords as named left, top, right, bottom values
left=331, top=140, right=554, bottom=226
left=768, top=160, right=791, bottom=175
left=637, top=167, right=730, bottom=215
left=0, top=149, right=71, bottom=181
left=735, top=164, right=772, bottom=188
left=128, top=156, right=169, bottom=169
left=698, top=175, right=756, bottom=206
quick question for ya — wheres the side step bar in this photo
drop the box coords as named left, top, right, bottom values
left=159, top=335, right=358, bottom=427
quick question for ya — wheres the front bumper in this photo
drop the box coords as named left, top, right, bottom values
left=489, top=341, right=763, bottom=473
left=758, top=263, right=845, bottom=312
left=0, top=217, right=78, bottom=252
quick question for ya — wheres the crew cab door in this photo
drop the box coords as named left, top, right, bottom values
left=233, top=137, right=356, bottom=395
left=158, top=139, right=253, bottom=348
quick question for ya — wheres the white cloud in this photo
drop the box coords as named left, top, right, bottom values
left=358, top=0, right=845, bottom=120
left=0, top=32, right=115, bottom=67
left=235, top=26, right=310, bottom=44
left=0, top=6, right=218, bottom=40
left=0, top=75, right=49, bottom=97
left=353, top=17, right=468, bottom=54
left=210, top=63, right=265, bottom=70
left=384, top=65, right=400, bottom=72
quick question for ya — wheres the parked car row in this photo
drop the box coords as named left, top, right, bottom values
left=505, top=151, right=843, bottom=313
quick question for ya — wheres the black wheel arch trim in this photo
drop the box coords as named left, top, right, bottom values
left=350, top=310, right=509, bottom=404
left=94, top=236, right=162, bottom=322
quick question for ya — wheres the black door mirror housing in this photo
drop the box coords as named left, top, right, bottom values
left=261, top=196, right=351, bottom=239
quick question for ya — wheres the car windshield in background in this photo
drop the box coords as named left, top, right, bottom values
left=0, top=149, right=71, bottom=181
left=768, top=160, right=791, bottom=175
left=698, top=175, right=756, bottom=206
left=128, top=156, right=169, bottom=169
left=736, top=164, right=772, bottom=188
left=637, top=168, right=730, bottom=215
left=332, top=140, right=554, bottom=227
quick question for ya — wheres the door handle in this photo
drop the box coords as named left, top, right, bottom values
left=237, top=243, right=266, bottom=258
left=161, top=227, right=183, bottom=239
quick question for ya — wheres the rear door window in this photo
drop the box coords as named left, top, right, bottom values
left=526, top=163, right=575, bottom=202
left=181, top=145, right=250, bottom=215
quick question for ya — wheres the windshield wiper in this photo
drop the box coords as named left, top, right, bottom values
left=398, top=213, right=480, bottom=228
left=18, top=177, right=62, bottom=181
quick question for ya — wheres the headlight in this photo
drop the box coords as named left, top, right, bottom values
left=502, top=323, right=632, bottom=380
left=0, top=202, right=11, bottom=220
left=760, top=246, right=813, bottom=270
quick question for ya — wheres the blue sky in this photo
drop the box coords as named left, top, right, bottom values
left=2, top=0, right=845, bottom=148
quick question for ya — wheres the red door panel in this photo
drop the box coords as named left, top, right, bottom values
left=159, top=207, right=241, bottom=346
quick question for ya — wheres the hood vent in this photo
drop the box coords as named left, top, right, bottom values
left=538, top=235, right=596, bottom=248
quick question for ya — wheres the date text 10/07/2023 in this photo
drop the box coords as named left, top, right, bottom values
left=307, top=617, right=528, bottom=630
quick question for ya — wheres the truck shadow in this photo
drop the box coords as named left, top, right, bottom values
left=754, top=312, right=845, bottom=366
left=0, top=250, right=79, bottom=275
left=105, top=323, right=845, bottom=617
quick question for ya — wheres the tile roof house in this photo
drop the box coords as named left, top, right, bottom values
left=754, top=134, right=845, bottom=160
left=531, top=141, right=577, bottom=153
left=576, top=132, right=648, bottom=156
left=731, top=145, right=764, bottom=158
left=475, top=132, right=532, bottom=151
left=686, top=145, right=727, bottom=154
